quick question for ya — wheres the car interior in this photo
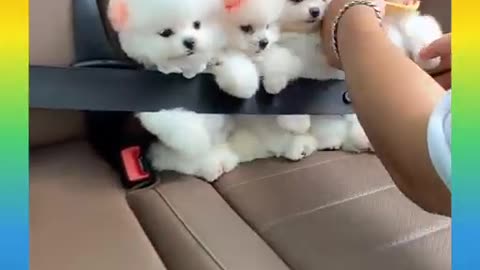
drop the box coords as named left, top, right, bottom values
left=30, top=0, right=452, bottom=269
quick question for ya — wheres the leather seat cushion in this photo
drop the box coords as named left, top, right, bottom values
left=215, top=152, right=452, bottom=270
left=30, top=141, right=166, bottom=270
left=127, top=175, right=290, bottom=270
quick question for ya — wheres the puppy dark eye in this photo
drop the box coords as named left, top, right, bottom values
left=240, top=25, right=254, bottom=34
left=158, top=29, right=174, bottom=38
left=290, top=0, right=304, bottom=3
left=193, top=21, right=201, bottom=30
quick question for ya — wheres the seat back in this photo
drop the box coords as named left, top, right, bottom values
left=421, top=0, right=451, bottom=32
left=29, top=0, right=85, bottom=148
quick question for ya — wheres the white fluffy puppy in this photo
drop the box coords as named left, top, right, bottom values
left=209, top=50, right=260, bottom=99
left=310, top=114, right=372, bottom=153
left=277, top=0, right=370, bottom=153
left=108, top=0, right=238, bottom=182
left=213, top=0, right=317, bottom=161
left=229, top=115, right=318, bottom=163
left=384, top=2, right=443, bottom=70
left=138, top=110, right=238, bottom=182
left=277, top=0, right=345, bottom=81
left=276, top=0, right=443, bottom=152
left=109, top=0, right=225, bottom=79
left=216, top=0, right=310, bottom=134
left=211, top=0, right=289, bottom=99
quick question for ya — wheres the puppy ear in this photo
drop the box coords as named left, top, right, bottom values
left=224, top=0, right=246, bottom=12
left=108, top=0, right=129, bottom=32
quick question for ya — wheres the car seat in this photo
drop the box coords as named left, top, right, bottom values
left=30, top=0, right=452, bottom=269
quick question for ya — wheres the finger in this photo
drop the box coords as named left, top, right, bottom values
left=434, top=71, right=451, bottom=90
left=427, top=55, right=451, bottom=75
left=419, top=33, right=451, bottom=60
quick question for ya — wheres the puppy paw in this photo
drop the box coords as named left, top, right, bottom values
left=277, top=115, right=311, bottom=134
left=218, top=148, right=239, bottom=173
left=342, top=116, right=372, bottom=153
left=157, top=65, right=182, bottom=74
left=197, top=161, right=224, bottom=182
left=196, top=145, right=239, bottom=182
left=283, top=135, right=318, bottom=161
left=317, top=140, right=342, bottom=151
left=212, top=52, right=259, bottom=99
left=183, top=63, right=207, bottom=79
left=182, top=70, right=197, bottom=79
left=263, top=75, right=289, bottom=95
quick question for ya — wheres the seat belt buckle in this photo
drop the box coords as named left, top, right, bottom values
left=120, top=146, right=155, bottom=189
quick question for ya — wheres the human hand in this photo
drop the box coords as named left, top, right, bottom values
left=419, top=33, right=451, bottom=89
left=321, top=0, right=386, bottom=69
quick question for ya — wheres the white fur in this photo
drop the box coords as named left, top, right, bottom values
left=273, top=2, right=444, bottom=155
left=277, top=115, right=311, bottom=134
left=137, top=110, right=237, bottom=181
left=385, top=14, right=443, bottom=71
left=113, top=0, right=225, bottom=78
left=310, top=114, right=372, bottom=153
left=213, top=0, right=315, bottom=157
left=112, top=0, right=240, bottom=182
left=148, top=142, right=239, bottom=182
left=210, top=50, right=260, bottom=98
left=207, top=1, right=287, bottom=100
left=280, top=0, right=328, bottom=33
left=229, top=116, right=318, bottom=163
left=258, top=44, right=303, bottom=94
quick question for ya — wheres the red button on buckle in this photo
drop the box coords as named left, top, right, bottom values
left=121, top=146, right=150, bottom=182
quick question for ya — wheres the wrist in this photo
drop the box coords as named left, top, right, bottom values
left=339, top=5, right=383, bottom=33
left=337, top=6, right=386, bottom=59
left=326, top=1, right=384, bottom=65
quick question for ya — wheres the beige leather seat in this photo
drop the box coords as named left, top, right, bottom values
left=30, top=1, right=451, bottom=269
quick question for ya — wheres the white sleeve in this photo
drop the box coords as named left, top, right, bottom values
left=427, top=90, right=451, bottom=190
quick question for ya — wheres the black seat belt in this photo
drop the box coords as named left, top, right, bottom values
left=30, top=65, right=352, bottom=114
left=30, top=0, right=354, bottom=189
left=28, top=0, right=353, bottom=115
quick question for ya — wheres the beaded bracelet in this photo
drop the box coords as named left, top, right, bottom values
left=331, top=0, right=383, bottom=61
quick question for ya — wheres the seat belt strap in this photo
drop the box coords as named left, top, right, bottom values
left=29, top=65, right=353, bottom=114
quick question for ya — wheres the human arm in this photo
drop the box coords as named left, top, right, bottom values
left=321, top=1, right=451, bottom=216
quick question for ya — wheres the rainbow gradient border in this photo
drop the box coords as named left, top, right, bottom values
left=452, top=0, right=480, bottom=268
left=0, top=1, right=29, bottom=269
left=0, top=0, right=479, bottom=269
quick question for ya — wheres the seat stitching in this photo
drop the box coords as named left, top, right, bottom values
left=260, top=185, right=396, bottom=233
left=152, top=188, right=226, bottom=270
left=376, top=221, right=451, bottom=251
left=222, top=155, right=354, bottom=193
left=125, top=192, right=168, bottom=267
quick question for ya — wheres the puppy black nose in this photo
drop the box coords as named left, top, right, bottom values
left=183, top=38, right=196, bottom=50
left=259, top=39, right=269, bottom=50
left=309, top=7, right=321, bottom=18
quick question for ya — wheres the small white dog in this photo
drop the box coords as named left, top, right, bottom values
left=213, top=0, right=318, bottom=162
left=383, top=1, right=443, bottom=70
left=109, top=0, right=225, bottom=79
left=276, top=0, right=371, bottom=152
left=272, top=0, right=444, bottom=153
left=108, top=0, right=239, bottom=182
left=229, top=115, right=318, bottom=163
left=211, top=0, right=289, bottom=98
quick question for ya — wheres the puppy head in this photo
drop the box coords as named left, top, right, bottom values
left=223, top=0, right=285, bottom=55
left=225, top=22, right=280, bottom=55
left=108, top=0, right=224, bottom=62
left=280, top=0, right=328, bottom=33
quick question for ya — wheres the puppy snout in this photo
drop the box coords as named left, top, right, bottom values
left=183, top=38, right=196, bottom=50
left=259, top=39, right=269, bottom=50
left=309, top=7, right=321, bottom=18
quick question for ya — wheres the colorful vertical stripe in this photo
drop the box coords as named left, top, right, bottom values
left=0, top=1, right=29, bottom=269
